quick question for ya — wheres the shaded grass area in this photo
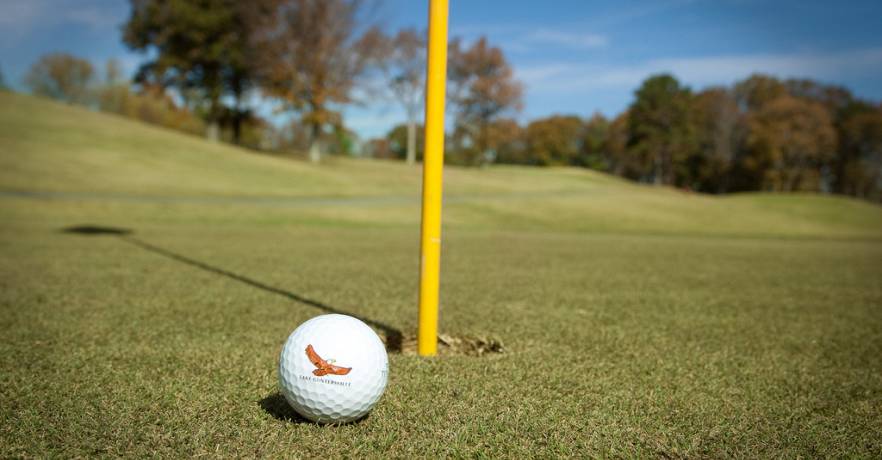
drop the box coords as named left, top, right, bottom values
left=1, top=93, right=881, bottom=456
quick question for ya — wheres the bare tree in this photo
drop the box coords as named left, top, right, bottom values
left=448, top=37, right=523, bottom=166
left=693, top=87, right=743, bottom=192
left=25, top=53, right=95, bottom=104
left=380, top=28, right=425, bottom=165
left=254, top=0, right=382, bottom=163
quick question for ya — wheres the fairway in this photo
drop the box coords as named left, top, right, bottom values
left=2, top=93, right=882, bottom=456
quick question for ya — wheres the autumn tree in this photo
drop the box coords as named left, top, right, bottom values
left=627, top=74, right=696, bottom=185
left=448, top=37, right=523, bottom=165
left=785, top=78, right=855, bottom=117
left=780, top=80, right=882, bottom=197
left=123, top=0, right=270, bottom=143
left=732, top=74, right=860, bottom=193
left=524, top=115, right=584, bottom=166
left=488, top=118, right=525, bottom=164
left=254, top=0, right=382, bottom=163
left=744, top=96, right=837, bottom=191
left=380, top=28, right=425, bottom=165
left=24, top=53, right=95, bottom=104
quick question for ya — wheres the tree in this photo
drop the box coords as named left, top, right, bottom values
left=780, top=81, right=881, bottom=197
left=606, top=112, right=636, bottom=177
left=627, top=74, right=696, bottom=185
left=837, top=107, right=882, bottom=199
left=744, top=96, right=837, bottom=191
left=488, top=118, right=525, bottom=164
left=381, top=28, right=425, bottom=165
left=24, top=53, right=94, bottom=104
left=734, top=74, right=787, bottom=112
left=365, top=137, right=394, bottom=159
left=123, top=0, right=269, bottom=143
left=96, top=59, right=130, bottom=114
left=254, top=0, right=382, bottom=163
left=785, top=78, right=855, bottom=118
left=0, top=66, right=8, bottom=91
left=692, top=87, right=743, bottom=192
left=387, top=122, right=424, bottom=161
left=448, top=37, right=523, bottom=165
left=579, top=113, right=610, bottom=170
left=736, top=75, right=867, bottom=194
left=327, top=124, right=360, bottom=156
left=105, top=59, right=124, bottom=85
left=524, top=115, right=584, bottom=166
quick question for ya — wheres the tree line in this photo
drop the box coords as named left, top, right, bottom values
left=374, top=73, right=882, bottom=201
left=400, top=73, right=880, bottom=200
left=10, top=0, right=881, bottom=201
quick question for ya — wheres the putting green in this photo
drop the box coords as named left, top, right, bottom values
left=2, top=92, right=881, bottom=456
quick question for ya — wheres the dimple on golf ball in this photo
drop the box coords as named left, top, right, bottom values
left=278, top=314, right=389, bottom=423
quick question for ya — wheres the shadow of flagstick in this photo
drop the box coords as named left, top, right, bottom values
left=119, top=236, right=405, bottom=352
left=60, top=225, right=403, bottom=352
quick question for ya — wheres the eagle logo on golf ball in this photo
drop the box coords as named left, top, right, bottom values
left=305, top=344, right=352, bottom=376
left=279, top=314, right=388, bottom=423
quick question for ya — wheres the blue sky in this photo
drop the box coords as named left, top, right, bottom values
left=2, top=0, right=882, bottom=139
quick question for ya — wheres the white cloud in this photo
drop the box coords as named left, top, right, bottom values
left=524, top=29, right=608, bottom=49
left=655, top=49, right=882, bottom=85
left=588, top=0, right=703, bottom=28
left=64, top=6, right=123, bottom=30
left=515, top=64, right=570, bottom=85
left=450, top=24, right=522, bottom=37
left=450, top=24, right=608, bottom=52
left=0, top=1, right=43, bottom=37
left=0, top=0, right=123, bottom=43
left=519, top=48, right=882, bottom=93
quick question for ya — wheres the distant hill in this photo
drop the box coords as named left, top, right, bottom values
left=1, top=91, right=880, bottom=239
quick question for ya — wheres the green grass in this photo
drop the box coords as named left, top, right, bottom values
left=1, top=92, right=881, bottom=457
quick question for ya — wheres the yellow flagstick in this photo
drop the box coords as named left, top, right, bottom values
left=417, top=0, right=449, bottom=356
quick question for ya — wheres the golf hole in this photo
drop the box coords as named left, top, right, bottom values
left=381, top=332, right=505, bottom=357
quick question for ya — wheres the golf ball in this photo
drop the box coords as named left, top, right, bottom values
left=278, top=314, right=389, bottom=423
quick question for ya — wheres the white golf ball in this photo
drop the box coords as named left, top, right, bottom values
left=278, top=314, right=389, bottom=423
